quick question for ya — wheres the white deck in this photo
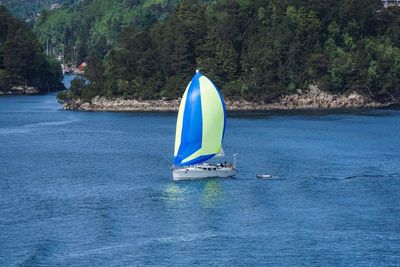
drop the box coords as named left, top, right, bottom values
left=173, top=163, right=237, bottom=181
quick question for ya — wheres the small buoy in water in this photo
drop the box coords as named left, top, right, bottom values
left=257, top=174, right=271, bottom=179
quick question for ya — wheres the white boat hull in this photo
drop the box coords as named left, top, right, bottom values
left=173, top=164, right=237, bottom=181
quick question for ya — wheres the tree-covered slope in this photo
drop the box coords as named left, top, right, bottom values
left=0, top=0, right=77, bottom=21
left=0, top=6, right=64, bottom=93
left=33, top=0, right=185, bottom=65
left=60, top=0, right=400, bottom=103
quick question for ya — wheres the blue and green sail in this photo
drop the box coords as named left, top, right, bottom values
left=174, top=71, right=226, bottom=166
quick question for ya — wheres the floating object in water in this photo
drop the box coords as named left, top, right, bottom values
left=256, top=174, right=272, bottom=179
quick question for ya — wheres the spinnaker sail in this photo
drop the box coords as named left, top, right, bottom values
left=173, top=71, right=226, bottom=166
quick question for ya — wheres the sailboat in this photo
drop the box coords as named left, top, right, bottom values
left=172, top=70, right=237, bottom=181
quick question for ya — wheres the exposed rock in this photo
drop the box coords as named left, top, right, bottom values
left=0, top=86, right=39, bottom=95
left=62, top=85, right=394, bottom=112
left=275, top=85, right=381, bottom=109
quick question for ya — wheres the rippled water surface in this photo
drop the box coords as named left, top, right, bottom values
left=1, top=80, right=400, bottom=266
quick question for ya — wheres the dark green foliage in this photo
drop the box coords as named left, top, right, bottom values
left=59, top=0, right=400, bottom=102
left=0, top=6, right=64, bottom=92
left=33, top=0, right=183, bottom=66
left=1, top=0, right=77, bottom=21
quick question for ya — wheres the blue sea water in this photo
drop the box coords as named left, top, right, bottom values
left=0, top=76, right=400, bottom=266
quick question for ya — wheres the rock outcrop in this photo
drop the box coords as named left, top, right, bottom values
left=276, top=85, right=381, bottom=109
left=62, top=85, right=392, bottom=112
left=0, top=86, right=39, bottom=95
left=63, top=96, right=181, bottom=111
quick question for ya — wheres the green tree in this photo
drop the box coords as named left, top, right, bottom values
left=0, top=6, right=63, bottom=92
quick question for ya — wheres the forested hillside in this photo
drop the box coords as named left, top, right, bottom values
left=52, top=0, right=400, bottom=103
left=0, top=6, right=64, bottom=93
left=0, top=0, right=76, bottom=20
left=34, top=0, right=184, bottom=65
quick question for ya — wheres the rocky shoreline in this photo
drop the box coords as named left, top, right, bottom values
left=61, top=85, right=394, bottom=112
left=0, top=86, right=39, bottom=95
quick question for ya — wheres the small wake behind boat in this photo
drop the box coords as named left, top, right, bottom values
left=172, top=70, right=237, bottom=181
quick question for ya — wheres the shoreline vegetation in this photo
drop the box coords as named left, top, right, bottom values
left=60, top=85, right=395, bottom=112
left=51, top=1, right=400, bottom=112
left=0, top=7, right=64, bottom=95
